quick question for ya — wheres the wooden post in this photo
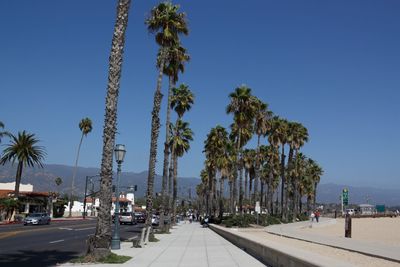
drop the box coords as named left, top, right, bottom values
left=345, top=213, right=352, bottom=238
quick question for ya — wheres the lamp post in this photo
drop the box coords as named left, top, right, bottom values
left=111, top=144, right=126, bottom=250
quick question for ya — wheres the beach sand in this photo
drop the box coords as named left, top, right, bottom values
left=238, top=217, right=400, bottom=267
left=301, top=217, right=400, bottom=246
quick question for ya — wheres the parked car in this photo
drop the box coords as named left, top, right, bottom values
left=24, top=213, right=51, bottom=225
left=119, top=212, right=136, bottom=225
left=134, top=212, right=146, bottom=223
left=151, top=215, right=160, bottom=226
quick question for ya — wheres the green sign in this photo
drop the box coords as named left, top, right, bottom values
left=342, top=188, right=349, bottom=206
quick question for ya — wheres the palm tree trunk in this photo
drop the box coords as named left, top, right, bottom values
left=172, top=153, right=178, bottom=224
left=237, top=131, right=243, bottom=213
left=313, top=182, right=318, bottom=209
left=280, top=145, right=286, bottom=220
left=254, top=134, right=261, bottom=205
left=228, top=180, right=233, bottom=214
left=69, top=133, right=84, bottom=217
left=260, top=181, right=264, bottom=208
left=232, top=172, right=238, bottom=214
left=160, top=76, right=174, bottom=231
left=145, top=51, right=166, bottom=228
left=14, top=161, right=23, bottom=199
left=244, top=169, right=248, bottom=202
left=86, top=0, right=131, bottom=259
left=266, top=170, right=274, bottom=215
left=219, top=177, right=224, bottom=218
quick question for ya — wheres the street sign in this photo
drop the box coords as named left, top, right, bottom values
left=342, top=188, right=349, bottom=206
left=255, top=201, right=261, bottom=213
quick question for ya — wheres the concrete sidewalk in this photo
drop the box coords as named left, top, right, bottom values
left=266, top=217, right=400, bottom=263
left=61, top=222, right=266, bottom=267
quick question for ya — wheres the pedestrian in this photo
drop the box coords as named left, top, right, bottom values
left=310, top=211, right=315, bottom=222
left=315, top=210, right=320, bottom=223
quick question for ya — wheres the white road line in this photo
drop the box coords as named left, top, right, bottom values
left=75, top=227, right=96, bottom=231
left=59, top=227, right=73, bottom=231
left=49, top=239, right=64, bottom=244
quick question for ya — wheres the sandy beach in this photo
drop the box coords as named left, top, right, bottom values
left=238, top=217, right=400, bottom=267
left=301, top=217, right=400, bottom=246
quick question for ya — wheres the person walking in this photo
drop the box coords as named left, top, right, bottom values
left=315, top=210, right=320, bottom=223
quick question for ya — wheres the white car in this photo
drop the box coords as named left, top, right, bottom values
left=24, top=213, right=51, bottom=225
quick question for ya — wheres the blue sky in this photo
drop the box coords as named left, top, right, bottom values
left=1, top=1, right=399, bottom=189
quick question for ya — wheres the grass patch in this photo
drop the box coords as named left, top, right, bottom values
left=71, top=252, right=131, bottom=264
left=149, top=232, right=159, bottom=242
left=222, top=214, right=283, bottom=228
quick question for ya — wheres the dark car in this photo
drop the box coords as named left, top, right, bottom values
left=24, top=213, right=51, bottom=225
left=134, top=212, right=145, bottom=223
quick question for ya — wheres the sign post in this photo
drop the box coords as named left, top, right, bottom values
left=342, top=188, right=349, bottom=215
left=255, top=201, right=261, bottom=225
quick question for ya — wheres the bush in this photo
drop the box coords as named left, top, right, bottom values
left=222, top=214, right=282, bottom=228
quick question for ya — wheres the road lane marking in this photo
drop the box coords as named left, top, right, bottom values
left=58, top=227, right=74, bottom=230
left=74, top=227, right=95, bottom=231
left=0, top=231, right=19, bottom=240
left=49, top=239, right=64, bottom=244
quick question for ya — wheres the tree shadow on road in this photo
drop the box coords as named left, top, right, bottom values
left=0, top=249, right=80, bottom=267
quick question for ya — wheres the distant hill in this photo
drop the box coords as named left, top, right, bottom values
left=1, top=164, right=399, bottom=206
left=0, top=163, right=199, bottom=199
left=316, top=183, right=400, bottom=206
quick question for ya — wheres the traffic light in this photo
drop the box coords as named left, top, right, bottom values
left=134, top=185, right=137, bottom=191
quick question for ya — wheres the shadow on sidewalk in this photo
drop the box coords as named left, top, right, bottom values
left=0, top=249, right=80, bottom=267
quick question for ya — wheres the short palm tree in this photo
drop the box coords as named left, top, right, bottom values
left=69, top=117, right=92, bottom=217
left=87, top=0, right=131, bottom=259
left=168, top=84, right=194, bottom=212
left=169, top=120, right=193, bottom=223
left=145, top=1, right=188, bottom=228
left=0, top=131, right=46, bottom=198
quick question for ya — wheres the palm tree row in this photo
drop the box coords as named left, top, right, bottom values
left=200, top=86, right=323, bottom=221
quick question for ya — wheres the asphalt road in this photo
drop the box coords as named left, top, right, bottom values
left=0, top=219, right=144, bottom=267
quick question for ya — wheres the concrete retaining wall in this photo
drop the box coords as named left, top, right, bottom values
left=210, top=224, right=353, bottom=267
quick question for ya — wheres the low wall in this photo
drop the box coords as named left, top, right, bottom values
left=210, top=224, right=350, bottom=267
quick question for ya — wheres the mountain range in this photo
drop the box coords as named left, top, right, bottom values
left=0, top=164, right=399, bottom=206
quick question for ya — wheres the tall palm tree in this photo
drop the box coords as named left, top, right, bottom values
left=287, top=122, right=308, bottom=219
left=169, top=120, right=193, bottom=223
left=145, top=1, right=189, bottom=228
left=159, top=44, right=190, bottom=230
left=226, top=86, right=257, bottom=212
left=87, top=0, right=131, bottom=259
left=69, top=117, right=92, bottom=217
left=0, top=131, right=46, bottom=199
left=253, top=99, right=271, bottom=206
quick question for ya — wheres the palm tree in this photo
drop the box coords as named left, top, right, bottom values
left=169, top=84, right=194, bottom=212
left=204, top=125, right=229, bottom=217
left=253, top=99, right=272, bottom=205
left=86, top=0, right=131, bottom=259
left=0, top=131, right=46, bottom=198
left=145, top=1, right=188, bottom=228
left=169, top=120, right=193, bottom=223
left=0, top=121, right=11, bottom=144
left=69, top=117, right=92, bottom=217
left=226, top=86, right=257, bottom=213
left=55, top=177, right=63, bottom=194
left=287, top=122, right=308, bottom=219
left=159, top=44, right=189, bottom=230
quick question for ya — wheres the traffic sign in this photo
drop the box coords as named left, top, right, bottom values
left=342, top=188, right=349, bottom=206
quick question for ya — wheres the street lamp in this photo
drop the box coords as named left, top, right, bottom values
left=111, top=144, right=126, bottom=250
